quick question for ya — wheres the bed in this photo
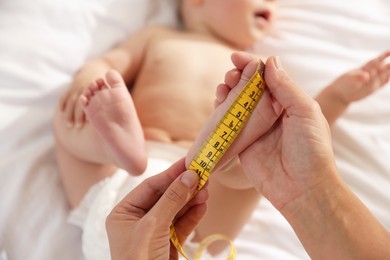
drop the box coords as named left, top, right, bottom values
left=0, top=0, right=389, bottom=259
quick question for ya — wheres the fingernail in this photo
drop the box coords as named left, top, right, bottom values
left=75, top=123, right=82, bottom=129
left=180, top=171, right=198, bottom=188
left=66, top=122, right=73, bottom=128
left=274, top=56, right=283, bottom=70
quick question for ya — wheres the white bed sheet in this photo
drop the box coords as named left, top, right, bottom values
left=1, top=0, right=389, bottom=259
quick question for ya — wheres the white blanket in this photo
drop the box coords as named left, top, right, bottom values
left=0, top=0, right=389, bottom=259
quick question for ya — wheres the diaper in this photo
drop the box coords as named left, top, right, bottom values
left=69, top=141, right=187, bottom=260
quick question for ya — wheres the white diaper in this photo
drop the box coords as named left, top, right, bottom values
left=68, top=141, right=188, bottom=260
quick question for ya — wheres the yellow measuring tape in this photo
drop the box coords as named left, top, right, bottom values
left=171, top=59, right=266, bottom=259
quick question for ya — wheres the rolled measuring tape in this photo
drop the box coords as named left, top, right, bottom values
left=171, top=59, right=266, bottom=259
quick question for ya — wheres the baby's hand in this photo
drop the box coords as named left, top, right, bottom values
left=60, top=69, right=107, bottom=128
left=334, top=50, right=390, bottom=103
left=59, top=77, right=90, bottom=128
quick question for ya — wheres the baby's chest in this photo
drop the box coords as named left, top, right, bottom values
left=146, top=37, right=232, bottom=74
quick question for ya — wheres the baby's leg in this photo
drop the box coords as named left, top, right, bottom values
left=54, top=93, right=120, bottom=208
left=189, top=52, right=282, bottom=253
left=53, top=69, right=146, bottom=207
left=186, top=52, right=281, bottom=170
left=80, top=70, right=147, bottom=176
left=54, top=134, right=116, bottom=208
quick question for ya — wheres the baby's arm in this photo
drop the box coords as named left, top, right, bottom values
left=316, top=50, right=390, bottom=126
left=61, top=26, right=161, bottom=128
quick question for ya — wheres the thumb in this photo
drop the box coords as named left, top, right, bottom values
left=265, top=56, right=314, bottom=112
left=148, top=170, right=199, bottom=224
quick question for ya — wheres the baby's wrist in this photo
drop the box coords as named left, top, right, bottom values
left=325, top=84, right=351, bottom=107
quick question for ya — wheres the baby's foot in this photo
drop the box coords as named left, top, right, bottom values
left=186, top=52, right=282, bottom=171
left=79, top=70, right=147, bottom=175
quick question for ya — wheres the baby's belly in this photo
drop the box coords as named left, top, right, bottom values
left=142, top=127, right=192, bottom=148
left=137, top=100, right=210, bottom=147
left=132, top=79, right=215, bottom=147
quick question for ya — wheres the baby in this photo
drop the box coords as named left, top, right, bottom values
left=53, top=0, right=390, bottom=256
left=54, top=0, right=279, bottom=255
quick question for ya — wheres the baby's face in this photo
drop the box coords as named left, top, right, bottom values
left=201, top=0, right=277, bottom=49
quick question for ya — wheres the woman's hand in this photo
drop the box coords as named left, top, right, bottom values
left=106, top=159, right=209, bottom=260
